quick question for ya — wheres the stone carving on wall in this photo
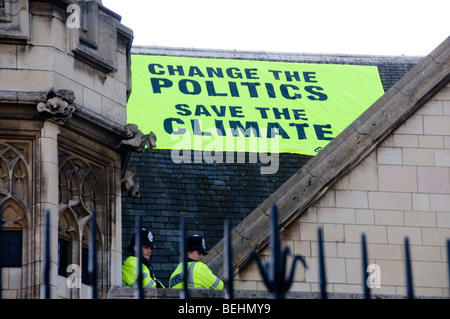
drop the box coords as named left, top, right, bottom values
left=121, top=124, right=157, bottom=152
left=121, top=168, right=140, bottom=198
left=119, top=124, right=156, bottom=198
left=37, top=88, right=76, bottom=125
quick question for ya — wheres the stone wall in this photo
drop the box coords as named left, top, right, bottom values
left=236, top=79, right=450, bottom=297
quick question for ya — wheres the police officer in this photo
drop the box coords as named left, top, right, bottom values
left=122, top=229, right=164, bottom=288
left=169, top=234, right=223, bottom=290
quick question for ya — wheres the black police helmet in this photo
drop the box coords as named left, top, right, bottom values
left=127, top=228, right=156, bottom=253
left=186, top=235, right=208, bottom=255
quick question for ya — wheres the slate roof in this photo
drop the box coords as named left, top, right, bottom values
left=122, top=46, right=425, bottom=286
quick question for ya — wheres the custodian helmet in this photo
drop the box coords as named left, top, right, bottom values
left=127, top=228, right=156, bottom=253
left=186, top=234, right=208, bottom=255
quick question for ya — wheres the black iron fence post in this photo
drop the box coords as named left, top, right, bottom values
left=135, top=215, right=144, bottom=299
left=251, top=204, right=307, bottom=299
left=361, top=233, right=371, bottom=299
left=447, top=239, right=450, bottom=298
left=404, top=237, right=414, bottom=299
left=89, top=211, right=98, bottom=299
left=317, top=227, right=327, bottom=299
left=180, top=218, right=189, bottom=299
left=224, top=220, right=234, bottom=299
left=44, top=210, right=51, bottom=299
left=0, top=205, right=2, bottom=300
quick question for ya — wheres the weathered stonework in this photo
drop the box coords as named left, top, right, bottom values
left=0, top=0, right=30, bottom=42
left=0, top=0, right=143, bottom=299
left=37, top=88, right=76, bottom=124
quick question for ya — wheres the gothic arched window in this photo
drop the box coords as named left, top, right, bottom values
left=0, top=141, right=31, bottom=269
left=58, top=155, right=104, bottom=282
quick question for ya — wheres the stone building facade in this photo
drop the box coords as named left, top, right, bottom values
left=0, top=0, right=144, bottom=299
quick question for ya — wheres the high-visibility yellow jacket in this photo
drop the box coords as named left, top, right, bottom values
left=169, top=261, right=223, bottom=290
left=122, top=256, right=164, bottom=288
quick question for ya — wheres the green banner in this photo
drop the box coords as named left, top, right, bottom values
left=127, top=55, right=384, bottom=156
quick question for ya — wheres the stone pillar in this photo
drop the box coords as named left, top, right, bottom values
left=38, top=121, right=60, bottom=298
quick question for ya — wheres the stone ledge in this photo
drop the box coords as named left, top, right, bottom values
left=0, top=89, right=130, bottom=138
left=106, top=287, right=437, bottom=299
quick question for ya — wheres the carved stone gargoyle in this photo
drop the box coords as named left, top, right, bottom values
left=37, top=88, right=76, bottom=125
left=120, top=124, right=157, bottom=198
left=121, top=124, right=156, bottom=152
left=121, top=168, right=140, bottom=198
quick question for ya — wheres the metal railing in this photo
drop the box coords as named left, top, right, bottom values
left=248, top=205, right=450, bottom=299
left=179, top=204, right=450, bottom=299
left=1, top=204, right=449, bottom=299
left=249, top=205, right=307, bottom=299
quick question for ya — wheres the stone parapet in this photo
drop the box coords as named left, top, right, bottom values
left=106, top=287, right=437, bottom=299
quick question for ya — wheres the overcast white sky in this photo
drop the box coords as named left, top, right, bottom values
left=102, top=0, right=448, bottom=56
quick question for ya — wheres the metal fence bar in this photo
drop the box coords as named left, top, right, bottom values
left=0, top=205, right=2, bottom=300
left=269, top=205, right=282, bottom=299
left=1, top=203, right=450, bottom=299
left=317, top=227, right=327, bottom=299
left=89, top=211, right=98, bottom=299
left=361, top=233, right=371, bottom=299
left=448, top=239, right=450, bottom=298
left=135, top=215, right=144, bottom=299
left=251, top=205, right=307, bottom=299
left=404, top=237, right=414, bottom=299
left=44, top=210, right=51, bottom=299
left=180, top=218, right=189, bottom=299
left=224, top=220, right=234, bottom=299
